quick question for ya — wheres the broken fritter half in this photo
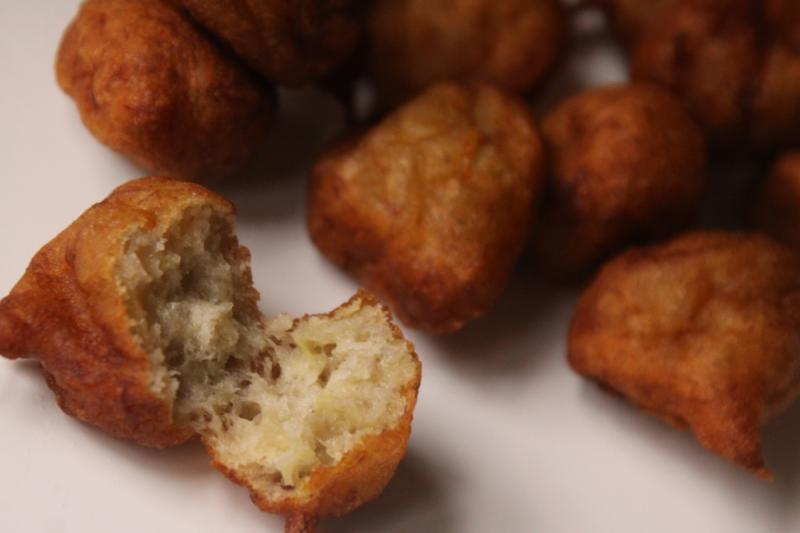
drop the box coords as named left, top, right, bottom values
left=569, top=231, right=800, bottom=478
left=0, top=177, right=421, bottom=527
left=308, top=82, right=546, bottom=334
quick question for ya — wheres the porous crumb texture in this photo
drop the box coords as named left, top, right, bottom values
left=114, top=206, right=418, bottom=502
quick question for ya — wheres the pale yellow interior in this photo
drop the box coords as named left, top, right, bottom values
left=114, top=205, right=417, bottom=498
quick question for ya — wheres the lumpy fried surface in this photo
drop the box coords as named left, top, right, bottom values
left=0, top=177, right=421, bottom=521
left=569, top=231, right=800, bottom=477
left=753, top=152, right=800, bottom=250
left=175, top=0, right=360, bottom=86
left=308, top=82, right=546, bottom=333
left=56, top=0, right=275, bottom=181
left=368, top=0, right=566, bottom=106
left=534, top=83, right=706, bottom=276
left=604, top=0, right=800, bottom=147
left=630, top=0, right=759, bottom=142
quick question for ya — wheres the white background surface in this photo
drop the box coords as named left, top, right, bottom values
left=1, top=2, right=800, bottom=532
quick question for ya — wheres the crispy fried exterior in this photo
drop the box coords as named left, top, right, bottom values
left=751, top=39, right=800, bottom=149
left=56, top=0, right=275, bottom=181
left=174, top=0, right=360, bottom=86
left=308, top=82, right=545, bottom=333
left=630, top=0, right=759, bottom=143
left=284, top=514, right=319, bottom=533
left=596, top=0, right=674, bottom=43
left=0, top=177, right=239, bottom=447
left=207, top=291, right=421, bottom=517
left=569, top=231, right=800, bottom=477
left=368, top=0, right=567, bottom=106
left=753, top=153, right=800, bottom=249
left=533, top=83, right=707, bottom=276
left=604, top=0, right=800, bottom=147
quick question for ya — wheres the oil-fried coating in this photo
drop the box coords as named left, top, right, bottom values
left=751, top=41, right=800, bottom=149
left=0, top=178, right=234, bottom=447
left=308, top=82, right=546, bottom=333
left=596, top=0, right=674, bottom=43
left=533, top=83, right=707, bottom=276
left=606, top=0, right=800, bottom=147
left=0, top=177, right=421, bottom=522
left=630, top=0, right=759, bottom=142
left=368, top=0, right=567, bottom=106
left=56, top=0, right=275, bottom=181
left=569, top=231, right=800, bottom=478
left=174, top=0, right=360, bottom=86
left=753, top=152, right=800, bottom=249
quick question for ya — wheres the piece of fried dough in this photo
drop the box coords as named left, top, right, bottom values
left=175, top=0, right=360, bottom=86
left=0, top=177, right=421, bottom=522
left=569, top=231, right=800, bottom=477
left=534, top=83, right=706, bottom=276
left=753, top=152, right=800, bottom=250
left=56, top=0, right=275, bottom=181
left=308, top=82, right=546, bottom=333
left=368, top=0, right=566, bottom=106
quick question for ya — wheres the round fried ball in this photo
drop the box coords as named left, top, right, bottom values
left=533, top=83, right=707, bottom=276
left=308, top=82, right=546, bottom=334
left=753, top=152, right=800, bottom=250
left=368, top=0, right=567, bottom=106
left=174, top=0, right=361, bottom=86
left=56, top=0, right=275, bottom=182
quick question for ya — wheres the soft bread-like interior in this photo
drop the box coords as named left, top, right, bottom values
left=115, top=204, right=419, bottom=502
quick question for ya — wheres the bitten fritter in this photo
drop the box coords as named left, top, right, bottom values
left=602, top=0, right=800, bottom=147
left=569, top=231, right=800, bottom=478
left=533, top=83, right=707, bottom=276
left=368, top=0, right=567, bottom=106
left=175, top=0, right=361, bottom=86
left=56, top=0, right=275, bottom=181
left=308, top=82, right=546, bottom=334
left=0, top=177, right=421, bottom=522
left=753, top=152, right=800, bottom=249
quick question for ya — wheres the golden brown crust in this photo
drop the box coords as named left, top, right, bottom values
left=0, top=177, right=237, bottom=447
left=308, top=82, right=546, bottom=333
left=751, top=42, right=800, bottom=149
left=368, top=0, right=567, bottom=106
left=56, top=0, right=275, bottom=181
left=753, top=152, right=800, bottom=249
left=174, top=0, right=360, bottom=86
left=206, top=290, right=422, bottom=517
left=284, top=514, right=319, bottom=533
left=630, top=0, right=759, bottom=143
left=597, top=0, right=675, bottom=44
left=569, top=231, right=800, bottom=477
left=534, top=83, right=707, bottom=276
left=609, top=0, right=800, bottom=147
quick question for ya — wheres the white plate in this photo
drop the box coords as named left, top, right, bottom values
left=2, top=2, right=799, bottom=532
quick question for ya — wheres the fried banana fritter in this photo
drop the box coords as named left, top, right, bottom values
left=602, top=0, right=800, bottom=147
left=534, top=83, right=707, bottom=276
left=569, top=231, right=800, bottom=478
left=368, top=0, right=567, bottom=106
left=753, top=152, right=800, bottom=250
left=308, top=82, right=546, bottom=333
left=175, top=0, right=361, bottom=86
left=0, top=177, right=421, bottom=522
left=56, top=0, right=275, bottom=181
